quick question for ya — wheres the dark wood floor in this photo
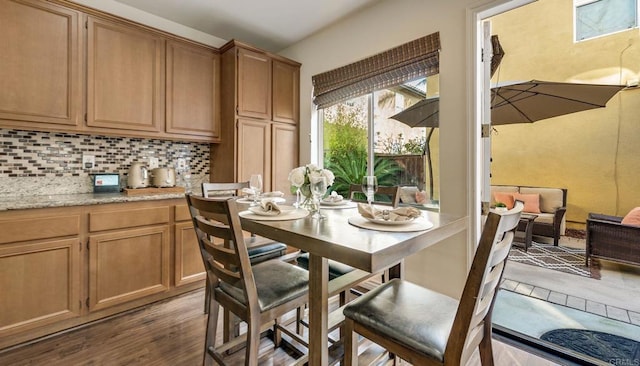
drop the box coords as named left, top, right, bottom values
left=0, top=288, right=558, bottom=366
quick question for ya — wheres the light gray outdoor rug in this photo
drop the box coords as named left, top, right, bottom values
left=508, top=242, right=600, bottom=279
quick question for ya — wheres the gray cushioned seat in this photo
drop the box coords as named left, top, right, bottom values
left=248, top=242, right=288, bottom=264
left=296, top=252, right=355, bottom=280
left=343, top=278, right=457, bottom=361
left=220, top=259, right=309, bottom=312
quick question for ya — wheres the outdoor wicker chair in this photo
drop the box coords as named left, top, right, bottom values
left=585, top=213, right=640, bottom=267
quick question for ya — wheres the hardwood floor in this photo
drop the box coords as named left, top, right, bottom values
left=0, top=288, right=560, bottom=365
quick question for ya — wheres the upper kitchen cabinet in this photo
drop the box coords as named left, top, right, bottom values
left=86, top=16, right=165, bottom=135
left=212, top=40, right=300, bottom=190
left=228, top=41, right=301, bottom=124
left=0, top=0, right=82, bottom=130
left=166, top=40, right=221, bottom=142
left=237, top=47, right=272, bottom=120
left=272, top=60, right=300, bottom=124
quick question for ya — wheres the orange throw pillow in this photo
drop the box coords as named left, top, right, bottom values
left=415, top=190, right=428, bottom=204
left=513, top=193, right=541, bottom=213
left=493, top=192, right=515, bottom=209
left=622, top=207, right=640, bottom=226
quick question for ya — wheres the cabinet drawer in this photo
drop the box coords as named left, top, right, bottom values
left=0, top=215, right=80, bottom=244
left=89, top=207, right=169, bottom=232
left=174, top=205, right=191, bottom=222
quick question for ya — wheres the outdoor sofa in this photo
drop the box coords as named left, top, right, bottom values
left=490, top=185, right=567, bottom=246
left=586, top=213, right=640, bottom=267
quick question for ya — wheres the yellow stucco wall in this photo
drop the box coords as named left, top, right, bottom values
left=490, top=0, right=640, bottom=228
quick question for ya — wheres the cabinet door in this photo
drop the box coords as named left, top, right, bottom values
left=272, top=123, right=298, bottom=193
left=0, top=0, right=81, bottom=128
left=0, top=239, right=81, bottom=337
left=88, top=226, right=170, bottom=312
left=237, top=119, right=271, bottom=192
left=174, top=221, right=205, bottom=287
left=87, top=16, right=165, bottom=133
left=272, top=60, right=300, bottom=124
left=166, top=41, right=220, bottom=141
left=237, top=48, right=271, bottom=120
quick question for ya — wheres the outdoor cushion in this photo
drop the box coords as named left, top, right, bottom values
left=490, top=185, right=519, bottom=205
left=520, top=187, right=564, bottom=213
left=493, top=192, right=515, bottom=209
left=399, top=186, right=419, bottom=204
left=514, top=192, right=541, bottom=213
left=621, top=207, right=640, bottom=227
left=415, top=190, right=428, bottom=204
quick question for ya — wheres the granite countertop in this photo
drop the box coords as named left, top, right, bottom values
left=0, top=190, right=198, bottom=211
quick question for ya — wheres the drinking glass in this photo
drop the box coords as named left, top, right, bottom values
left=361, top=175, right=378, bottom=208
left=249, top=174, right=262, bottom=206
left=310, top=175, right=328, bottom=219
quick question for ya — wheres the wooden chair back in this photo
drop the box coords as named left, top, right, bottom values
left=202, top=182, right=249, bottom=198
left=446, top=201, right=523, bottom=365
left=348, top=184, right=401, bottom=207
left=185, top=194, right=258, bottom=321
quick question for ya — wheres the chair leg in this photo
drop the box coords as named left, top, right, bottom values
left=478, top=325, right=495, bottom=366
left=296, top=306, right=305, bottom=335
left=273, top=317, right=282, bottom=347
left=204, top=284, right=210, bottom=314
left=203, top=296, right=219, bottom=366
left=245, top=319, right=260, bottom=366
left=343, top=319, right=358, bottom=366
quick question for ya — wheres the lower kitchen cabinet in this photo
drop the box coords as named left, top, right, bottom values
left=0, top=238, right=81, bottom=337
left=174, top=221, right=205, bottom=287
left=0, top=198, right=204, bottom=350
left=88, top=226, right=170, bottom=312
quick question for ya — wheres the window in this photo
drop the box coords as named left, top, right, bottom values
left=321, top=77, right=440, bottom=207
left=575, top=0, right=638, bottom=41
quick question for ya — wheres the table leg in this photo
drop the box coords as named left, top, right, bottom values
left=309, top=253, right=329, bottom=366
left=523, top=219, right=534, bottom=252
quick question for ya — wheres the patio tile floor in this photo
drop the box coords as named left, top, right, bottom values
left=499, top=278, right=638, bottom=326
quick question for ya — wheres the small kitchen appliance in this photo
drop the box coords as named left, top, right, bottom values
left=127, top=162, right=149, bottom=188
left=151, top=167, right=176, bottom=188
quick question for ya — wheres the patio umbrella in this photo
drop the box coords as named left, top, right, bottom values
left=391, top=80, right=625, bottom=128
left=491, top=80, right=625, bottom=124
left=389, top=80, right=625, bottom=198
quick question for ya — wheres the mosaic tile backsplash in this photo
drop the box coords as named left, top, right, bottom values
left=0, top=129, right=210, bottom=196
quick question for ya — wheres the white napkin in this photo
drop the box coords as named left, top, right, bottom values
left=323, top=191, right=343, bottom=202
left=357, top=203, right=421, bottom=221
left=262, top=191, right=284, bottom=198
left=242, top=187, right=255, bottom=197
left=260, top=200, right=281, bottom=214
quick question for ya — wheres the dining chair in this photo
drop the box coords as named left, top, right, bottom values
left=186, top=194, right=309, bottom=366
left=201, top=182, right=288, bottom=266
left=348, top=184, right=401, bottom=207
left=201, top=182, right=292, bottom=340
left=342, top=201, right=523, bottom=366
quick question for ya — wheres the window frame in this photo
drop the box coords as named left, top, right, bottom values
left=574, top=0, right=639, bottom=42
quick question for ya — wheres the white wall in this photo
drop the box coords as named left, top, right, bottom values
left=280, top=0, right=503, bottom=297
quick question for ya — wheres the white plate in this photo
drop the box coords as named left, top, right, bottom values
left=363, top=216, right=416, bottom=226
left=321, top=199, right=348, bottom=206
left=249, top=205, right=295, bottom=216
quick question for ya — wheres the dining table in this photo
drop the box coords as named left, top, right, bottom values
left=239, top=200, right=467, bottom=365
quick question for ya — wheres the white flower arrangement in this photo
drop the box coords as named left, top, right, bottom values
left=288, top=164, right=334, bottom=199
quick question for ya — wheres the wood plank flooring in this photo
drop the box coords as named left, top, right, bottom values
left=0, top=288, right=560, bottom=365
